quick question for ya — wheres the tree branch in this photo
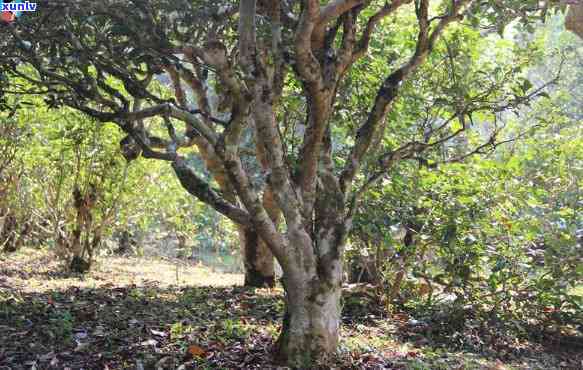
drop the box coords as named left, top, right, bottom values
left=239, top=0, right=258, bottom=77
left=172, top=158, right=253, bottom=227
left=352, top=0, right=413, bottom=61
left=295, top=0, right=322, bottom=83
left=340, top=0, right=475, bottom=193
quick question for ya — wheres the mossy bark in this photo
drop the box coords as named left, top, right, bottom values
left=275, top=275, right=342, bottom=366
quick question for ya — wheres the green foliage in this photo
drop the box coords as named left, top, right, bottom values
left=47, top=309, right=74, bottom=342
left=0, top=88, right=238, bottom=264
left=349, top=14, right=582, bottom=335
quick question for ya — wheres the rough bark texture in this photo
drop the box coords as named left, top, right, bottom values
left=274, top=231, right=344, bottom=366
left=276, top=279, right=342, bottom=366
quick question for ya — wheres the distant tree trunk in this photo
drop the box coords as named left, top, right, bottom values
left=1, top=213, right=20, bottom=253
left=239, top=226, right=275, bottom=287
left=193, top=137, right=276, bottom=287
left=70, top=255, right=91, bottom=273
left=116, top=230, right=132, bottom=255
left=66, top=186, right=97, bottom=273
left=232, top=190, right=278, bottom=288
left=566, top=3, right=583, bottom=40
left=389, top=226, right=416, bottom=302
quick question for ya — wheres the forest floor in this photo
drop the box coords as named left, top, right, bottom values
left=1, top=248, right=581, bottom=370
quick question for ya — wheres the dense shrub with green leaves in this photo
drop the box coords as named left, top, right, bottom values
left=0, top=98, right=239, bottom=269
left=348, top=13, right=582, bottom=333
left=351, top=125, right=581, bottom=331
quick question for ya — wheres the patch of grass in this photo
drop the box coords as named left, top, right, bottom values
left=571, top=285, right=583, bottom=297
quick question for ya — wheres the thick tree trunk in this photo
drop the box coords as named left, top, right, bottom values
left=275, top=276, right=342, bottom=366
left=273, top=227, right=344, bottom=366
left=240, top=226, right=275, bottom=287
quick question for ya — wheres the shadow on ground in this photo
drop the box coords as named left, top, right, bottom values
left=1, top=284, right=285, bottom=369
left=1, top=251, right=582, bottom=369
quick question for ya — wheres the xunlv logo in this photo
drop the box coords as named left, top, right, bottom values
left=0, top=1, right=37, bottom=23
left=1, top=1, right=38, bottom=13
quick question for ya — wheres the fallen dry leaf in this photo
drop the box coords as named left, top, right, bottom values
left=187, top=344, right=206, bottom=358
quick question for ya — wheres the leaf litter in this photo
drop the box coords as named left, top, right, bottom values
left=1, top=248, right=581, bottom=369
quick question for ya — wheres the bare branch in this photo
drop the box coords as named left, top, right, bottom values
left=172, top=158, right=253, bottom=227
left=336, top=8, right=358, bottom=76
